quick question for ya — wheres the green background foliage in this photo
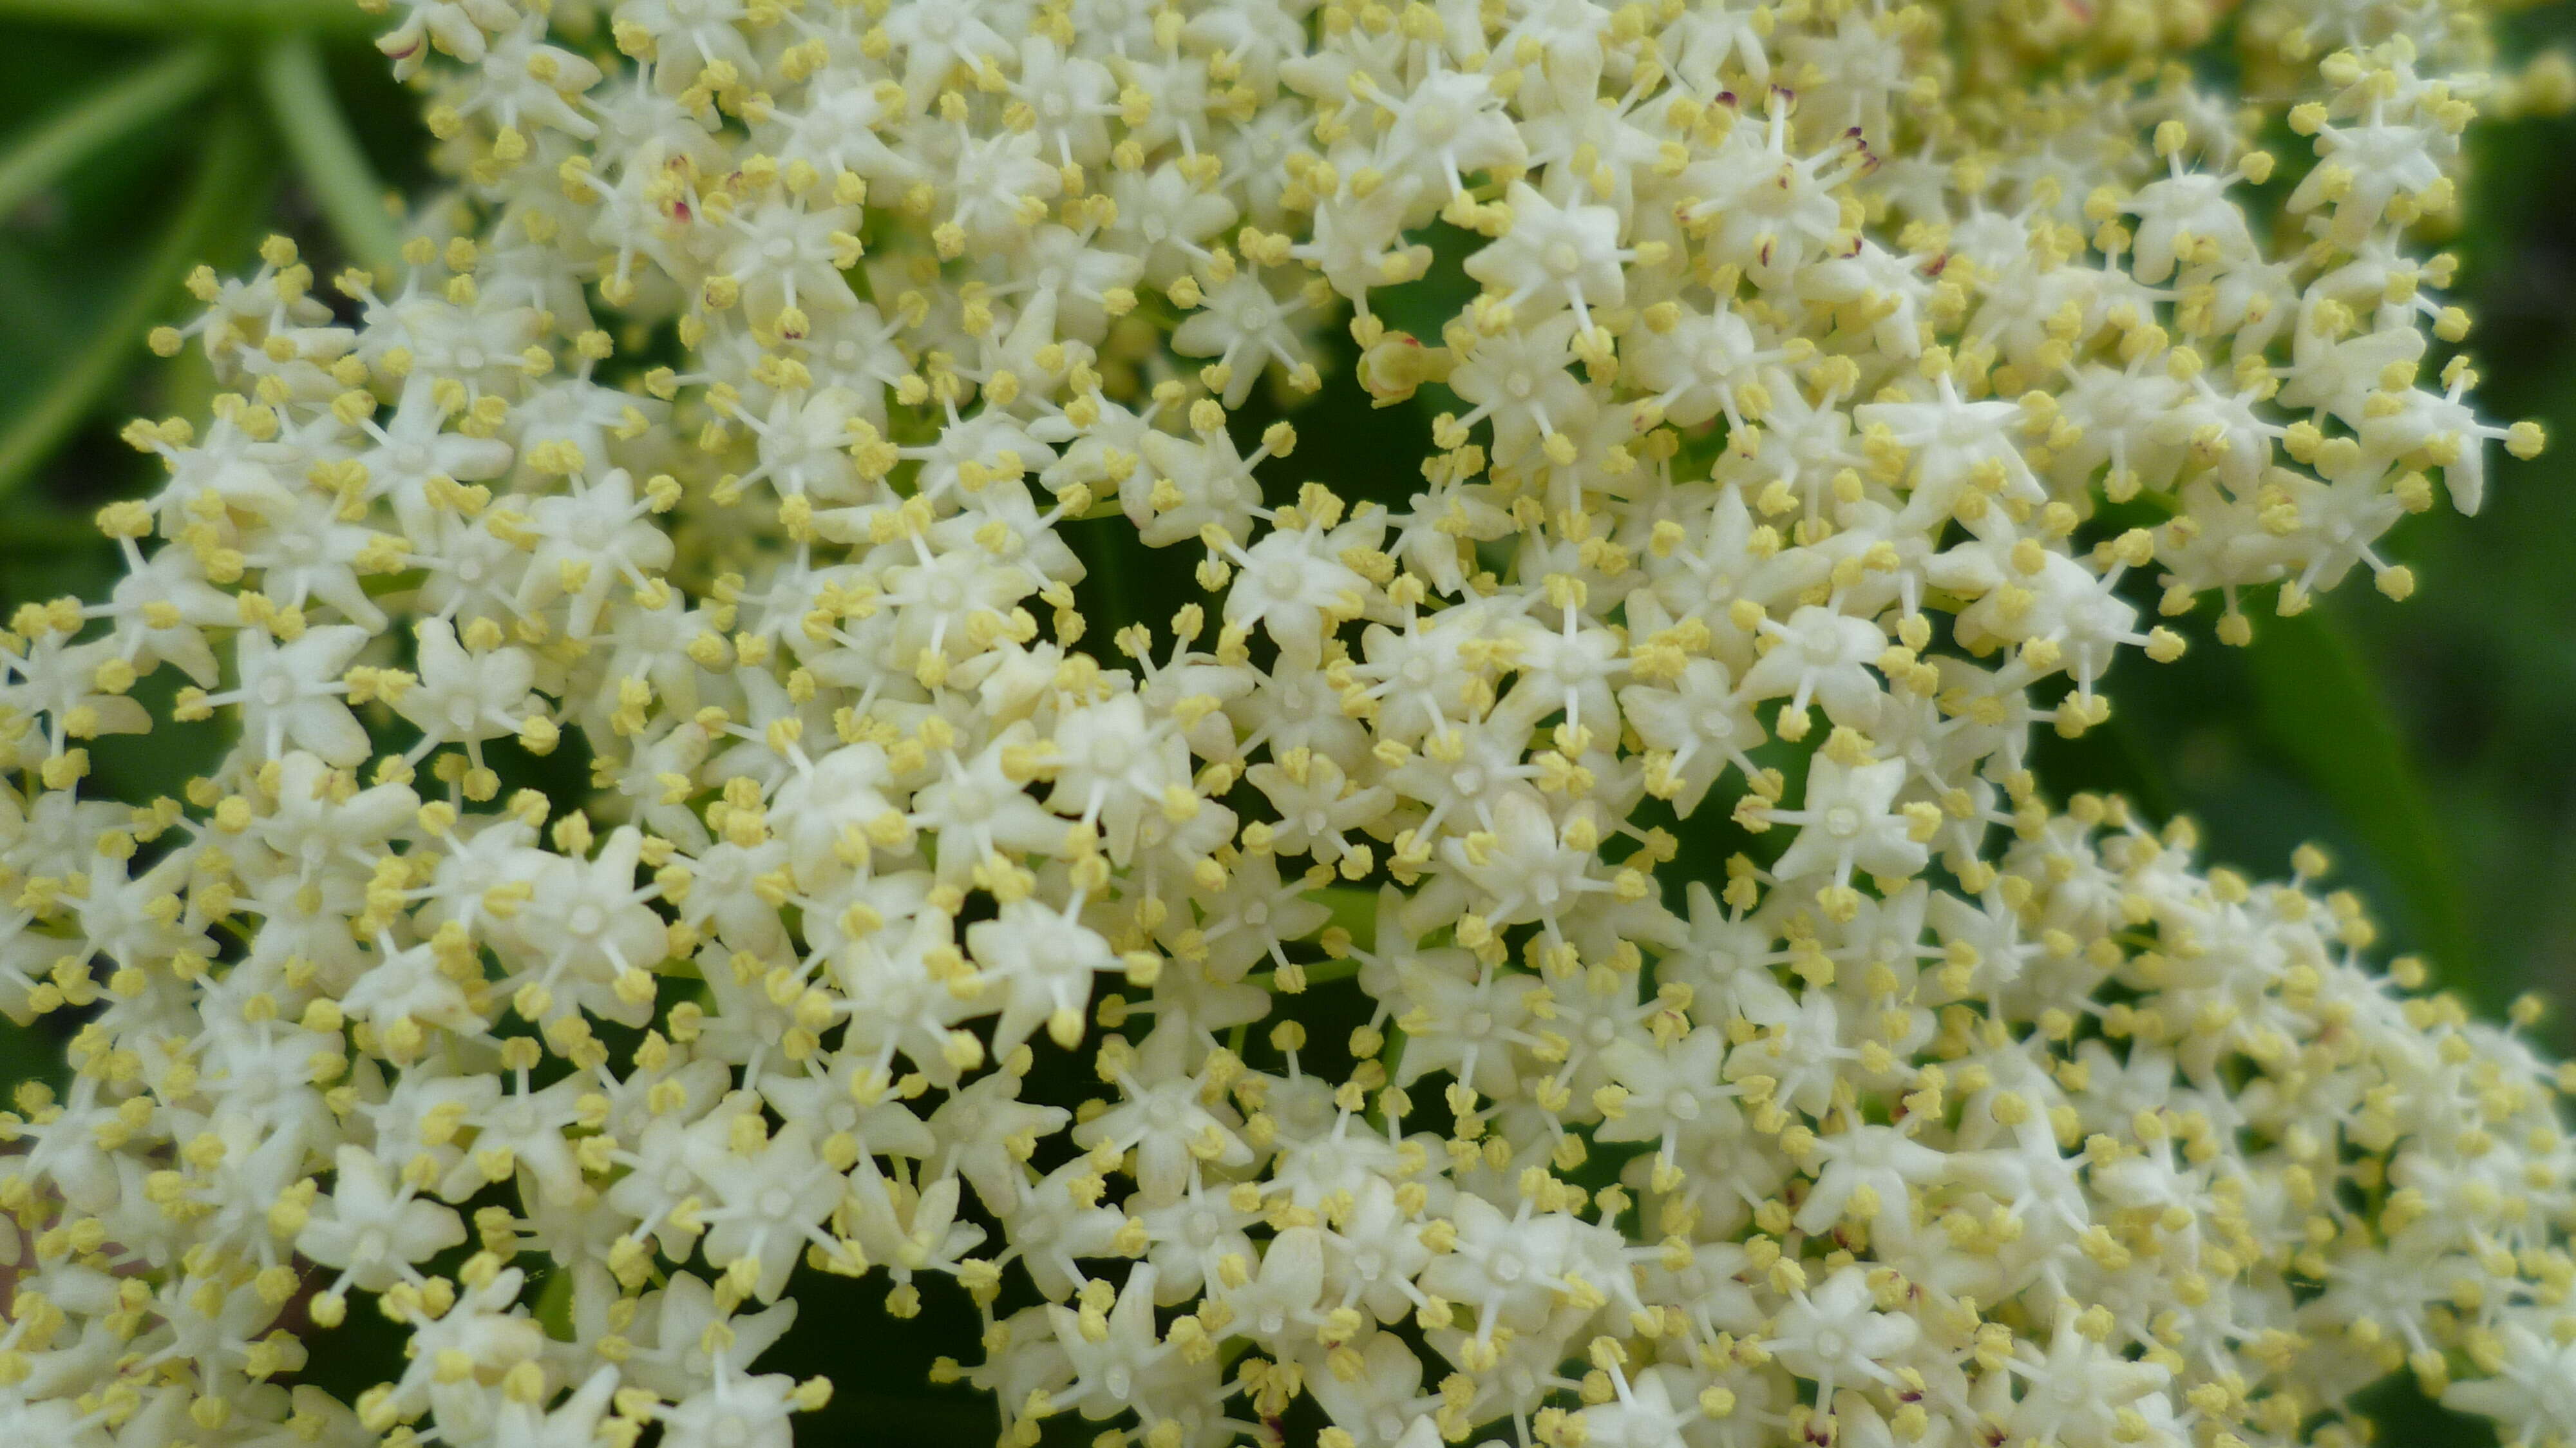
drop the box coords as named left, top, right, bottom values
left=2, top=1, right=2572, bottom=1440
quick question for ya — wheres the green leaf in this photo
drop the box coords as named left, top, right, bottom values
left=258, top=30, right=402, bottom=276
left=2242, top=607, right=2481, bottom=984
left=0, top=40, right=218, bottom=224
left=532, top=1264, right=576, bottom=1338
left=0, top=0, right=374, bottom=38
left=0, top=1015, right=69, bottom=1095
left=0, top=99, right=267, bottom=500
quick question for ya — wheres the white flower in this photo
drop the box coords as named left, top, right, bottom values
left=1766, top=755, right=1929, bottom=889
left=392, top=618, right=545, bottom=766
left=213, top=624, right=371, bottom=765
left=297, top=1145, right=468, bottom=1293
left=2441, top=1314, right=2576, bottom=1448
left=967, top=897, right=1128, bottom=1054
left=1765, top=1266, right=1919, bottom=1396
left=1465, top=182, right=1631, bottom=329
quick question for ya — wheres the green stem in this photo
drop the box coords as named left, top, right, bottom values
left=0, top=104, right=262, bottom=502
left=1251, top=958, right=1362, bottom=993
left=0, top=0, right=375, bottom=37
left=256, top=31, right=401, bottom=276
left=0, top=42, right=220, bottom=224
left=1366, top=1022, right=1405, bottom=1132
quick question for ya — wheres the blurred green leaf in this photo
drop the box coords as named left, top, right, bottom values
left=257, top=31, right=401, bottom=276
left=0, top=0, right=373, bottom=38
left=0, top=99, right=270, bottom=499
left=0, top=40, right=216, bottom=223
left=2244, top=607, right=2480, bottom=980
left=0, top=1016, right=68, bottom=1094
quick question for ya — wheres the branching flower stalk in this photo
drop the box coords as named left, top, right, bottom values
left=3, top=1, right=2575, bottom=1447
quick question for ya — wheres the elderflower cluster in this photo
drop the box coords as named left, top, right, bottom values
left=5, top=0, right=2576, bottom=1445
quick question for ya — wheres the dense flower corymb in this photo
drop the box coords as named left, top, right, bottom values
left=2, top=0, right=2573, bottom=1447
